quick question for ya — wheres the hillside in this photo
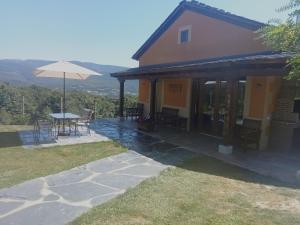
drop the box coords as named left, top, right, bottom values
left=0, top=59, right=137, bottom=96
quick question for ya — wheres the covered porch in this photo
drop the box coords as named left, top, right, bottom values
left=112, top=52, right=292, bottom=150
left=91, top=119, right=300, bottom=185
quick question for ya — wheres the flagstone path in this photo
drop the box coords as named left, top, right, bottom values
left=0, top=120, right=195, bottom=225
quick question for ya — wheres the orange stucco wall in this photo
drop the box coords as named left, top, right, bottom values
left=248, top=77, right=268, bottom=118
left=139, top=11, right=268, bottom=66
left=244, top=76, right=282, bottom=150
left=267, top=77, right=282, bottom=114
left=138, top=80, right=150, bottom=103
left=163, top=78, right=189, bottom=108
left=247, top=77, right=281, bottom=119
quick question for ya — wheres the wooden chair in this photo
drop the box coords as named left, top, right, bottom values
left=156, top=107, right=180, bottom=128
left=74, top=109, right=93, bottom=135
left=238, top=118, right=262, bottom=150
left=125, top=103, right=144, bottom=120
left=33, top=119, right=54, bottom=143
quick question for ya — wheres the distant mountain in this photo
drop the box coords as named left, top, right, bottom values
left=0, top=59, right=137, bottom=96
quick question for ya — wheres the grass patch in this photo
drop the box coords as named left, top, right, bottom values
left=70, top=156, right=300, bottom=225
left=0, top=125, right=127, bottom=189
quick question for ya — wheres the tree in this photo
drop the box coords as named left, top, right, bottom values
left=259, top=0, right=300, bottom=79
left=0, top=82, right=138, bottom=125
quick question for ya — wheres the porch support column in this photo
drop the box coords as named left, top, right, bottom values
left=118, top=78, right=125, bottom=119
left=213, top=80, right=221, bottom=134
left=190, top=79, right=205, bottom=131
left=223, top=79, right=238, bottom=146
left=197, top=79, right=206, bottom=131
left=149, top=79, right=157, bottom=121
left=190, top=79, right=198, bottom=131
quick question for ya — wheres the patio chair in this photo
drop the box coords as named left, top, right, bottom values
left=74, top=109, right=93, bottom=135
left=125, top=103, right=144, bottom=120
left=33, top=119, right=54, bottom=143
left=238, top=118, right=262, bottom=150
left=156, top=107, right=180, bottom=128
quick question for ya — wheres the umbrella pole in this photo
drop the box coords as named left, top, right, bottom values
left=63, top=72, right=66, bottom=134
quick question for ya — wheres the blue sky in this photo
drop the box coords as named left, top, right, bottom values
left=0, top=0, right=290, bottom=67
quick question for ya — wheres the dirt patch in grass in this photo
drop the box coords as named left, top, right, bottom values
left=256, top=198, right=300, bottom=213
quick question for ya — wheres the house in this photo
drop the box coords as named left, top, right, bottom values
left=111, top=0, right=299, bottom=151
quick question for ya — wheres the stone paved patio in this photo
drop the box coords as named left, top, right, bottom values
left=0, top=121, right=195, bottom=225
left=96, top=119, right=300, bottom=186
left=19, top=128, right=109, bottom=149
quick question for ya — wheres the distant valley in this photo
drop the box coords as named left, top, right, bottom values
left=0, top=59, right=137, bottom=96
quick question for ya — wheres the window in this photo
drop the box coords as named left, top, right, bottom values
left=180, top=30, right=189, bottom=43
left=178, top=25, right=191, bottom=44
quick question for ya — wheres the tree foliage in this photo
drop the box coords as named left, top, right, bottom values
left=259, top=0, right=300, bottom=79
left=277, top=0, right=300, bottom=16
left=0, top=82, right=137, bottom=125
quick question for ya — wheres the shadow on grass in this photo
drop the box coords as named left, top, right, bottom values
left=0, top=132, right=22, bottom=148
left=179, top=155, right=300, bottom=189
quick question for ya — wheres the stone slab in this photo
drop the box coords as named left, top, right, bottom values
left=0, top=202, right=24, bottom=216
left=49, top=182, right=115, bottom=202
left=115, top=165, right=165, bottom=177
left=92, top=174, right=144, bottom=190
left=0, top=179, right=44, bottom=201
left=111, top=151, right=142, bottom=163
left=46, top=168, right=92, bottom=187
left=90, top=193, right=121, bottom=207
left=0, top=202, right=88, bottom=225
left=88, top=159, right=128, bottom=173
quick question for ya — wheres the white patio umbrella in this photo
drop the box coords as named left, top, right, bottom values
left=34, top=61, right=102, bottom=132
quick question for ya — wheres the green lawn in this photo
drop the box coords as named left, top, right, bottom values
left=70, top=156, right=300, bottom=225
left=0, top=125, right=127, bottom=189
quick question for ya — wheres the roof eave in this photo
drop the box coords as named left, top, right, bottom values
left=113, top=52, right=292, bottom=78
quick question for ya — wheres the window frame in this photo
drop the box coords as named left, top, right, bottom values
left=178, top=25, right=192, bottom=44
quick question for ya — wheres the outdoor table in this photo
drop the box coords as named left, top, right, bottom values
left=49, top=113, right=81, bottom=137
